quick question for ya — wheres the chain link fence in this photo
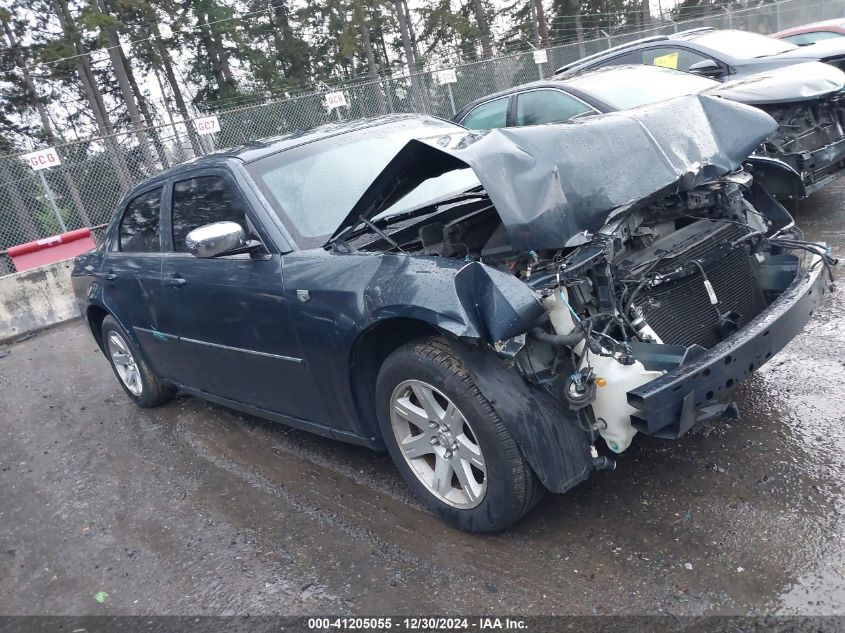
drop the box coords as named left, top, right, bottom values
left=1, top=0, right=843, bottom=275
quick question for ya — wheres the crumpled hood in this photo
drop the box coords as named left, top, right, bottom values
left=707, top=61, right=845, bottom=104
left=337, top=94, right=778, bottom=252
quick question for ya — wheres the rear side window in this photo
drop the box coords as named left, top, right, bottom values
left=516, top=90, right=593, bottom=126
left=119, top=188, right=162, bottom=253
left=461, top=97, right=509, bottom=130
left=170, top=175, right=248, bottom=252
left=642, top=47, right=712, bottom=72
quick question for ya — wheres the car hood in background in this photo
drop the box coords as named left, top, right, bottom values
left=774, top=36, right=845, bottom=61
left=334, top=94, right=778, bottom=252
left=707, top=61, right=845, bottom=104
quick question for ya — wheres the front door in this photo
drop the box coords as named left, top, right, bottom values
left=160, top=170, right=327, bottom=423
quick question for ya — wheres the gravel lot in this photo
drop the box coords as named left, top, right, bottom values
left=1, top=178, right=844, bottom=617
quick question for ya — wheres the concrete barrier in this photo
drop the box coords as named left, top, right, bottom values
left=0, top=259, right=81, bottom=343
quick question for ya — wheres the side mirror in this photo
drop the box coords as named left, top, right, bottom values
left=185, top=221, right=247, bottom=258
left=688, top=59, right=724, bottom=78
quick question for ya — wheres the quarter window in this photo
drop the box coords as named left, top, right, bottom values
left=461, top=97, right=509, bottom=130
left=119, top=188, right=162, bottom=253
left=170, top=175, right=249, bottom=252
left=516, top=90, right=593, bottom=126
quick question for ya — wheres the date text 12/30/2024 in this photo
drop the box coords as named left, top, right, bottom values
left=307, top=617, right=528, bottom=630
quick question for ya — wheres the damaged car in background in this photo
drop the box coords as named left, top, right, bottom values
left=455, top=62, right=845, bottom=197
left=73, top=100, right=836, bottom=533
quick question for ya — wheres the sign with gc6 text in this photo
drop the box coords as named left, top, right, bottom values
left=324, top=91, right=348, bottom=109
left=194, top=115, right=221, bottom=135
left=22, top=147, right=61, bottom=171
left=533, top=49, right=549, bottom=64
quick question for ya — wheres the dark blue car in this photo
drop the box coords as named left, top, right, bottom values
left=73, top=108, right=833, bottom=532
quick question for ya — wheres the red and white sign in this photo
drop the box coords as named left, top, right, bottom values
left=194, top=115, right=221, bottom=135
left=22, top=147, right=61, bottom=171
left=324, top=91, right=347, bottom=110
left=533, top=49, right=549, bottom=64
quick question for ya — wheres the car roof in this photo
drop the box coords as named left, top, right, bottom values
left=555, top=27, right=717, bottom=73
left=774, top=18, right=845, bottom=38
left=454, top=63, right=696, bottom=119
left=122, top=113, right=452, bottom=197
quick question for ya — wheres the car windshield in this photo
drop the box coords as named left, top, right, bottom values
left=692, top=30, right=797, bottom=58
left=245, top=119, right=480, bottom=248
left=565, top=66, right=718, bottom=110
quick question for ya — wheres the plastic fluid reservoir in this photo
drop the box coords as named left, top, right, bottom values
left=584, top=353, right=662, bottom=453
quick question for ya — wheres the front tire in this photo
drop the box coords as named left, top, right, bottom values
left=101, top=315, right=175, bottom=408
left=376, top=337, right=543, bottom=533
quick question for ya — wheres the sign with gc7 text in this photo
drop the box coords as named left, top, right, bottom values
left=22, top=147, right=61, bottom=171
left=324, top=91, right=347, bottom=109
left=194, top=115, right=221, bottom=135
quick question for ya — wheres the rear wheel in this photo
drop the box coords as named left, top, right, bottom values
left=101, top=315, right=175, bottom=408
left=376, top=337, right=543, bottom=533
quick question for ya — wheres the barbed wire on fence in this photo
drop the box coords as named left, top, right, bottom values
left=1, top=0, right=843, bottom=275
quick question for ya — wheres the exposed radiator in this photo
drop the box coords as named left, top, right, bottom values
left=634, top=245, right=767, bottom=349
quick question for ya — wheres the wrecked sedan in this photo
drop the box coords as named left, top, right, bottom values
left=72, top=102, right=835, bottom=533
left=455, top=62, right=845, bottom=197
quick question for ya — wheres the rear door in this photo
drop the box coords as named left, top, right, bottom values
left=159, top=168, right=327, bottom=422
left=100, top=185, right=171, bottom=373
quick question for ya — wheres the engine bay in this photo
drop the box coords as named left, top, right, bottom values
left=348, top=167, right=835, bottom=454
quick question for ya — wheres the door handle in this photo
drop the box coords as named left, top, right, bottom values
left=166, top=274, right=187, bottom=288
left=94, top=270, right=116, bottom=281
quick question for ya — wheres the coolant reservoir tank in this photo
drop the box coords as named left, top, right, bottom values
left=542, top=287, right=577, bottom=336
left=584, top=353, right=663, bottom=454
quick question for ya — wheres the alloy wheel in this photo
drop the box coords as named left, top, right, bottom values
left=107, top=331, right=143, bottom=396
left=389, top=379, right=487, bottom=508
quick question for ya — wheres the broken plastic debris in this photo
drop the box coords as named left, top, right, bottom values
left=94, top=591, right=108, bottom=603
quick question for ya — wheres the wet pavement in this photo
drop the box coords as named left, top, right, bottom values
left=1, top=180, right=844, bottom=617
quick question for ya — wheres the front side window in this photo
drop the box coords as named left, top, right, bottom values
left=515, top=89, right=593, bottom=126
left=461, top=97, right=509, bottom=130
left=170, top=175, right=248, bottom=252
left=119, top=188, right=162, bottom=253
left=643, top=46, right=712, bottom=72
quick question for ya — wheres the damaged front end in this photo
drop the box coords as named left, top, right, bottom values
left=711, top=62, right=845, bottom=196
left=339, top=95, right=836, bottom=491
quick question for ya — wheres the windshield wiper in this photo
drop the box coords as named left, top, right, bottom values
left=357, top=215, right=405, bottom=253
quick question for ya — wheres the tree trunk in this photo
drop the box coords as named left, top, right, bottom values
left=534, top=0, right=550, bottom=48
left=2, top=15, right=88, bottom=225
left=91, top=0, right=156, bottom=173
left=393, top=0, right=426, bottom=113
left=356, top=1, right=386, bottom=113
left=574, top=5, right=586, bottom=57
left=151, top=21, right=201, bottom=155
left=197, top=11, right=229, bottom=94
left=118, top=45, right=169, bottom=168
left=0, top=158, right=40, bottom=243
left=52, top=0, right=133, bottom=193
left=401, top=0, right=422, bottom=67
left=472, top=0, right=494, bottom=59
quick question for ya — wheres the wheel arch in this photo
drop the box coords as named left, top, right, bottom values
left=348, top=317, right=443, bottom=445
left=86, top=303, right=110, bottom=352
